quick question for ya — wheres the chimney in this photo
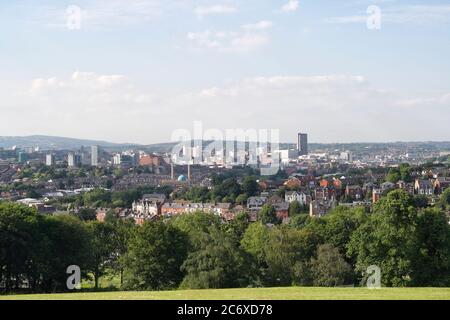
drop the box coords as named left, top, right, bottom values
left=187, top=163, right=191, bottom=181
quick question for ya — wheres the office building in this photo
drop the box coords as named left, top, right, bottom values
left=18, top=152, right=28, bottom=164
left=297, top=133, right=308, bottom=156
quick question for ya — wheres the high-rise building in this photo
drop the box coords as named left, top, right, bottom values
left=113, top=154, right=121, bottom=166
left=18, top=152, right=28, bottom=164
left=68, top=152, right=81, bottom=167
left=340, top=151, right=353, bottom=162
left=91, top=146, right=99, bottom=167
left=46, top=154, right=55, bottom=166
left=297, top=133, right=308, bottom=156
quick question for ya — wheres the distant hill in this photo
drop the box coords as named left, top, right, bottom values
left=0, top=136, right=295, bottom=153
left=1, top=135, right=449, bottom=154
left=0, top=135, right=140, bottom=150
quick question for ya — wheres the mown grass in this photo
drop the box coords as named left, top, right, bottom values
left=2, top=287, right=450, bottom=300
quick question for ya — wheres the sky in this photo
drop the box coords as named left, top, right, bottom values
left=1, top=0, right=450, bottom=144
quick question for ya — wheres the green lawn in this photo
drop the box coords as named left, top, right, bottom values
left=2, top=287, right=450, bottom=300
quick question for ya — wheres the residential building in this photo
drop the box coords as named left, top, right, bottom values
left=283, top=177, right=302, bottom=189
left=345, top=185, right=364, bottom=200
left=68, top=152, right=81, bottom=168
left=247, top=196, right=268, bottom=211
left=434, top=177, right=450, bottom=194
left=113, top=154, right=121, bottom=166
left=415, top=179, right=434, bottom=195
left=310, top=199, right=337, bottom=218
left=46, top=154, right=55, bottom=166
left=274, top=202, right=290, bottom=220
left=285, top=191, right=310, bottom=206
left=91, top=145, right=99, bottom=167
left=372, top=188, right=382, bottom=203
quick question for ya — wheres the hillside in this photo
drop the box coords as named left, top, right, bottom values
left=0, top=135, right=139, bottom=150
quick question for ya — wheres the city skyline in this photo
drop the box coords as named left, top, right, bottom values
left=1, top=0, right=450, bottom=144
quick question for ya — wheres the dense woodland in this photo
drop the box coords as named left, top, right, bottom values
left=1, top=188, right=450, bottom=293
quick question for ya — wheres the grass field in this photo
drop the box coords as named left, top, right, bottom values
left=2, top=287, right=450, bottom=300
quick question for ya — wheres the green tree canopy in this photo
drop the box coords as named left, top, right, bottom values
left=180, top=227, right=255, bottom=289
left=123, top=221, right=188, bottom=290
left=348, top=190, right=419, bottom=287
left=259, top=204, right=278, bottom=225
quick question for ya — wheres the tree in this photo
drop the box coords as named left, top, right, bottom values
left=348, top=190, right=418, bottom=287
left=26, top=189, right=42, bottom=199
left=241, top=222, right=270, bottom=266
left=386, top=168, right=401, bottom=183
left=222, top=211, right=249, bottom=243
left=438, top=188, right=450, bottom=210
left=111, top=218, right=135, bottom=287
left=104, top=210, right=118, bottom=223
left=263, top=226, right=320, bottom=286
left=184, top=186, right=210, bottom=202
left=242, top=176, right=259, bottom=197
left=123, top=221, right=188, bottom=290
left=75, top=208, right=97, bottom=221
left=0, top=204, right=93, bottom=293
left=259, top=204, right=278, bottom=225
left=235, top=194, right=248, bottom=206
left=83, top=189, right=112, bottom=208
left=104, top=180, right=113, bottom=189
left=399, top=163, right=412, bottom=182
left=87, top=221, right=116, bottom=289
left=413, top=195, right=429, bottom=209
left=211, top=178, right=242, bottom=203
left=288, top=201, right=304, bottom=216
left=410, top=209, right=450, bottom=286
left=170, top=211, right=221, bottom=250
left=36, top=214, right=92, bottom=292
left=321, top=206, right=367, bottom=259
left=310, top=244, right=352, bottom=287
left=180, top=227, right=255, bottom=289
left=0, top=202, right=40, bottom=292
left=289, top=214, right=312, bottom=229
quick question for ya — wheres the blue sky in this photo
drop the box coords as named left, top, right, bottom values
left=1, top=0, right=450, bottom=144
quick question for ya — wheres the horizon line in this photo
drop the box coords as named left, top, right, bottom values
left=1, top=134, right=450, bottom=147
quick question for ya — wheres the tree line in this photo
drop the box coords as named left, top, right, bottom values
left=1, top=189, right=450, bottom=293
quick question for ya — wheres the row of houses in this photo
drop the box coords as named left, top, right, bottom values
left=106, top=175, right=450, bottom=225
left=414, top=177, right=450, bottom=195
left=128, top=193, right=293, bottom=225
left=129, top=191, right=334, bottom=225
left=130, top=194, right=238, bottom=224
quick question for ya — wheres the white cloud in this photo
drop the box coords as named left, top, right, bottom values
left=281, top=0, right=299, bottom=13
left=21, top=0, right=166, bottom=29
left=2, top=72, right=450, bottom=143
left=326, top=5, right=450, bottom=25
left=193, top=5, right=237, bottom=18
left=187, top=20, right=273, bottom=53
left=28, top=71, right=154, bottom=112
left=31, top=72, right=128, bottom=92
left=242, top=20, right=273, bottom=31
left=188, top=76, right=450, bottom=142
left=187, top=30, right=269, bottom=53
